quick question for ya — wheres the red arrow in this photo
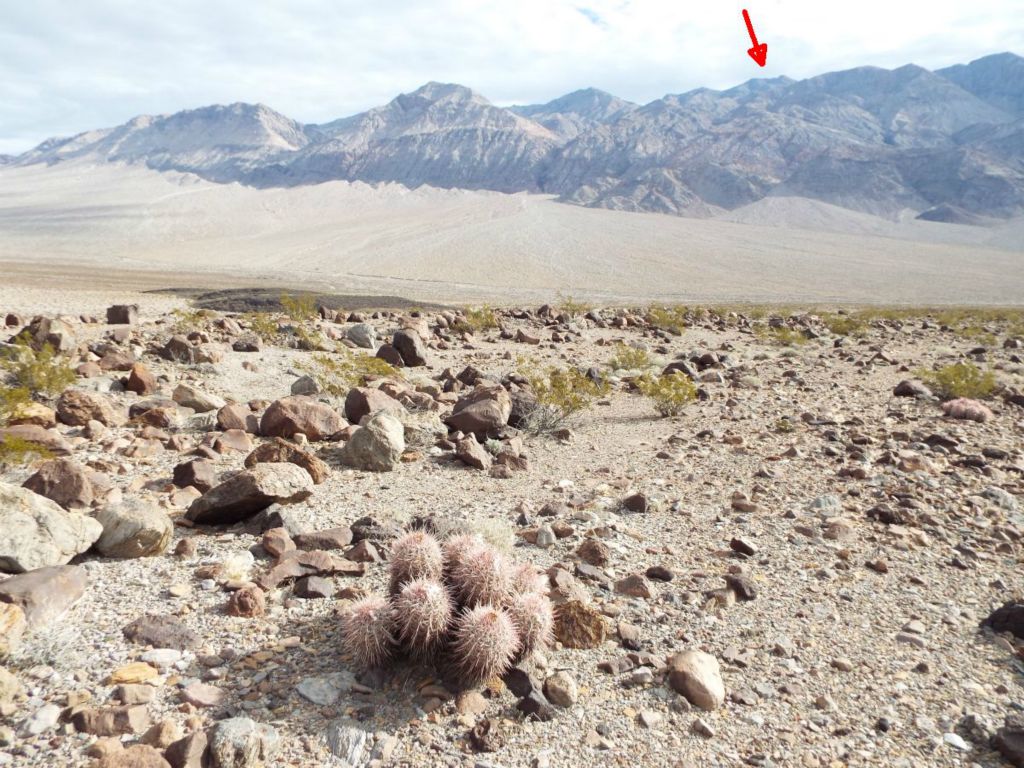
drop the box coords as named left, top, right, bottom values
left=742, top=9, right=768, bottom=67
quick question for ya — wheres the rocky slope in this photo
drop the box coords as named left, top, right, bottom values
left=6, top=53, right=1024, bottom=220
left=1, top=297, right=1024, bottom=767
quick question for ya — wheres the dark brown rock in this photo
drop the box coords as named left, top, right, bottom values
left=172, top=460, right=216, bottom=493
left=259, top=396, right=346, bottom=441
left=57, top=390, right=123, bottom=427
left=225, top=585, right=266, bottom=618
left=123, top=614, right=200, bottom=650
left=243, top=438, right=330, bottom=484
left=72, top=705, right=151, bottom=736
left=185, top=463, right=313, bottom=525
left=125, top=363, right=158, bottom=395
left=22, top=458, right=94, bottom=510
left=392, top=329, right=428, bottom=366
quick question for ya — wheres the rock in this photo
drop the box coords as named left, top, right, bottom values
left=614, top=574, right=655, bottom=599
left=161, top=336, right=196, bottom=363
left=455, top=436, right=492, bottom=470
left=226, top=585, right=266, bottom=618
left=296, top=672, right=354, bottom=706
left=217, top=404, right=259, bottom=434
left=181, top=682, right=225, bottom=708
left=289, top=375, right=320, bottom=396
left=343, top=387, right=405, bottom=425
left=23, top=316, right=76, bottom=352
left=0, top=565, right=88, bottom=628
left=0, top=667, right=24, bottom=709
left=554, top=600, right=607, bottom=649
left=347, top=323, right=377, bottom=349
left=339, top=411, right=405, bottom=472
left=107, top=663, right=159, bottom=685
left=22, top=458, right=94, bottom=510
left=123, top=614, right=200, bottom=651
left=392, top=329, right=428, bottom=366
left=375, top=344, right=404, bottom=367
left=325, top=719, right=371, bottom=765
left=186, top=463, right=314, bottom=525
left=106, top=305, right=139, bottom=325
left=22, top=703, right=62, bottom=736
left=942, top=398, right=994, bottom=423
left=173, top=459, right=217, bottom=493
left=99, top=744, right=172, bottom=767
left=56, top=389, right=123, bottom=426
left=126, top=363, right=158, bottom=395
left=622, top=493, right=650, bottom=513
left=259, top=396, right=345, bottom=441
left=983, top=602, right=1024, bottom=639
left=243, top=438, right=330, bottom=484
left=996, top=714, right=1024, bottom=767
left=543, top=672, right=578, bottom=707
left=95, top=500, right=173, bottom=558
left=517, top=691, right=555, bottom=721
left=0, top=483, right=102, bottom=573
left=164, top=731, right=209, bottom=768
left=445, top=384, right=511, bottom=435
left=173, top=384, right=225, bottom=413
left=293, top=528, right=352, bottom=551
left=894, top=379, right=932, bottom=397
left=0, top=604, right=27, bottom=656
left=0, top=425, right=72, bottom=455
left=576, top=539, right=610, bottom=566
left=208, top=717, right=280, bottom=768
left=668, top=650, right=726, bottom=711
left=724, top=574, right=757, bottom=601
left=294, top=576, right=334, bottom=599
left=72, top=705, right=151, bottom=736
left=7, top=401, right=56, bottom=428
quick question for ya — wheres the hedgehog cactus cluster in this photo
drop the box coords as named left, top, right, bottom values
left=340, top=530, right=554, bottom=683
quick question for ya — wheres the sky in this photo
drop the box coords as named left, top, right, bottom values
left=1, top=0, right=1021, bottom=155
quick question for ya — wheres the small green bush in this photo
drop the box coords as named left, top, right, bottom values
left=0, top=385, right=31, bottom=424
left=242, top=312, right=283, bottom=343
left=557, top=294, right=593, bottom=317
left=2, top=334, right=76, bottom=396
left=824, top=315, right=865, bottom=337
left=918, top=362, right=997, bottom=400
left=608, top=343, right=652, bottom=371
left=636, top=372, right=697, bottom=417
left=518, top=360, right=609, bottom=432
left=755, top=326, right=808, bottom=347
left=170, top=308, right=217, bottom=335
left=281, top=293, right=320, bottom=323
left=0, top=435, right=53, bottom=468
left=454, top=306, right=500, bottom=334
left=647, top=305, right=687, bottom=335
left=302, top=350, right=400, bottom=396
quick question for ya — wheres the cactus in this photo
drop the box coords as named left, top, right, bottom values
left=506, top=591, right=554, bottom=658
left=451, top=605, right=519, bottom=682
left=389, top=531, right=443, bottom=594
left=393, top=578, right=453, bottom=657
left=510, top=563, right=549, bottom=596
left=341, top=594, right=395, bottom=669
left=450, top=542, right=511, bottom=608
left=442, top=532, right=484, bottom=577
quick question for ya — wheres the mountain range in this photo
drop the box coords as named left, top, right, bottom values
left=7, top=52, right=1024, bottom=223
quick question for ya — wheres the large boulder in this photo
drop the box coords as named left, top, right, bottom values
left=244, top=438, right=330, bottom=484
left=22, top=458, right=94, bottom=510
left=339, top=412, right=405, bottom=472
left=125, top=363, right=157, bottom=395
left=106, top=305, right=139, bottom=325
left=347, top=324, right=377, bottom=349
left=0, top=565, right=89, bottom=628
left=95, top=501, right=173, bottom=558
left=57, top=390, right=124, bottom=427
left=186, top=463, right=314, bottom=525
left=343, top=387, right=405, bottom=425
left=21, top=316, right=76, bottom=353
left=0, top=603, right=27, bottom=656
left=260, top=396, right=345, bottom=442
left=444, top=384, right=512, bottom=435
left=0, top=483, right=102, bottom=573
left=392, top=329, right=428, bottom=367
left=217, top=403, right=260, bottom=434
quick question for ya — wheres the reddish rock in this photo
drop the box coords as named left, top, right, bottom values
left=72, top=705, right=151, bottom=736
left=343, top=387, right=405, bottom=425
left=243, top=438, right=330, bottom=484
left=22, top=458, right=94, bottom=510
left=0, top=425, right=72, bottom=455
left=259, top=396, right=346, bottom=441
left=57, top=390, right=123, bottom=427
left=172, top=460, right=216, bottom=493
left=126, top=364, right=158, bottom=395
left=293, top=527, right=352, bottom=551
left=444, top=384, right=512, bottom=435
left=225, top=585, right=266, bottom=618
left=216, top=403, right=259, bottom=434
left=213, top=429, right=253, bottom=454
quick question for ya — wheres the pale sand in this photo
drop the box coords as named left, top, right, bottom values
left=0, top=159, right=1021, bottom=307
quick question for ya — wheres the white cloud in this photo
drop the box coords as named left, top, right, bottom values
left=0, top=0, right=1020, bottom=154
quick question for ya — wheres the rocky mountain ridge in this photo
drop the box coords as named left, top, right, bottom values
left=7, top=53, right=1024, bottom=222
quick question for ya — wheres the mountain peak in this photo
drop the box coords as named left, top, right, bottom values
left=402, top=82, right=487, bottom=105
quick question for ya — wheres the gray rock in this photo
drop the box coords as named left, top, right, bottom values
left=95, top=500, right=173, bottom=558
left=326, top=719, right=372, bottom=767
left=172, top=383, right=225, bottom=413
left=0, top=565, right=88, bottom=629
left=290, top=375, right=320, bottom=396
left=444, top=384, right=512, bottom=435
left=21, top=704, right=61, bottom=737
left=339, top=412, right=405, bottom=472
left=392, top=329, right=428, bottom=366
left=209, top=717, right=280, bottom=768
left=347, top=324, right=377, bottom=349
left=0, top=483, right=102, bottom=573
left=186, top=463, right=314, bottom=525
left=296, top=672, right=355, bottom=706
left=123, top=613, right=200, bottom=651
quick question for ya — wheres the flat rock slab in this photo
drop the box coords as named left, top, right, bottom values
left=0, top=564, right=88, bottom=628
left=123, top=614, right=200, bottom=651
left=186, top=463, right=313, bottom=525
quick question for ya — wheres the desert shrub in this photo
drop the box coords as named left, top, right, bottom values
left=302, top=350, right=399, bottom=396
left=608, top=343, right=652, bottom=371
left=824, top=314, right=865, bottom=337
left=755, top=326, right=808, bottom=347
left=773, top=418, right=796, bottom=434
left=918, top=362, right=997, bottom=400
left=280, top=293, right=320, bottom=323
left=557, top=293, right=592, bottom=317
left=242, top=312, right=283, bottom=343
left=170, top=308, right=217, bottom=335
left=647, top=305, right=687, bottom=335
left=636, top=372, right=697, bottom=417
left=454, top=306, right=500, bottom=334
left=0, top=385, right=31, bottom=424
left=518, top=359, right=609, bottom=432
left=293, top=325, right=331, bottom=352
left=1, top=334, right=76, bottom=396
left=0, top=435, right=53, bottom=468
